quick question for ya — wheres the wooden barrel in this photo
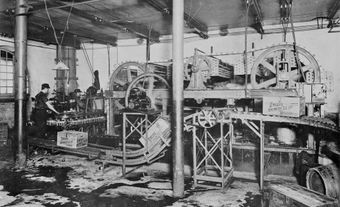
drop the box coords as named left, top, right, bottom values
left=306, top=164, right=339, bottom=199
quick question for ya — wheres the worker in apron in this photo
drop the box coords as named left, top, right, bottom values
left=32, top=83, right=59, bottom=138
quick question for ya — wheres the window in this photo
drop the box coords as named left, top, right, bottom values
left=0, top=49, right=14, bottom=97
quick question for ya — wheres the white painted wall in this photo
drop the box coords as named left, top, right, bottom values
left=0, top=37, right=56, bottom=98
left=1, top=26, right=340, bottom=113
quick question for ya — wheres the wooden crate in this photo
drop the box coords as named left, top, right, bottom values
left=263, top=96, right=305, bottom=117
left=268, top=183, right=338, bottom=207
left=57, top=130, right=88, bottom=148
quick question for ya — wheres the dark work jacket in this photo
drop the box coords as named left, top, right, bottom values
left=35, top=91, right=48, bottom=109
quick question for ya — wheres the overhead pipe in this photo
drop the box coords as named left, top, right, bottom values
left=172, top=0, right=185, bottom=198
left=14, top=0, right=28, bottom=167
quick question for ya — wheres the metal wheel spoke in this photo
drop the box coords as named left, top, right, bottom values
left=257, top=78, right=277, bottom=89
left=115, top=79, right=126, bottom=86
left=261, top=61, right=276, bottom=74
left=127, top=68, right=133, bottom=83
left=301, top=64, right=314, bottom=73
left=251, top=44, right=320, bottom=89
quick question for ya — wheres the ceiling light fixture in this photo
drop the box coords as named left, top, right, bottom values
left=53, top=60, right=69, bottom=70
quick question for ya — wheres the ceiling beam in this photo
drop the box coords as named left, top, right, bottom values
left=249, top=0, right=264, bottom=34
left=27, top=0, right=104, bottom=14
left=28, top=21, right=118, bottom=48
left=145, top=0, right=209, bottom=39
left=27, top=1, right=160, bottom=42
left=28, top=22, right=81, bottom=48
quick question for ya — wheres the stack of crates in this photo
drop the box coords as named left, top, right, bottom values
left=0, top=122, right=8, bottom=146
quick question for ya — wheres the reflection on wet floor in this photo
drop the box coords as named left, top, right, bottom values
left=0, top=166, right=178, bottom=207
left=0, top=153, right=268, bottom=207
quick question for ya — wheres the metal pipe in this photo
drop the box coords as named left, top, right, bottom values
left=107, top=44, right=111, bottom=76
left=122, top=113, right=126, bottom=176
left=14, top=0, right=28, bottom=167
left=193, top=126, right=197, bottom=188
left=260, top=120, right=264, bottom=191
left=220, top=122, right=224, bottom=187
left=146, top=38, right=150, bottom=63
left=244, top=0, right=250, bottom=99
left=172, top=0, right=185, bottom=198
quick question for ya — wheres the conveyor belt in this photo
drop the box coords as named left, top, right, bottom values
left=47, top=116, right=106, bottom=127
left=229, top=111, right=339, bottom=132
left=29, top=111, right=339, bottom=167
left=184, top=109, right=339, bottom=133
left=29, top=117, right=171, bottom=166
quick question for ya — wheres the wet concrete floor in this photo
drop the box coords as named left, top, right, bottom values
left=0, top=166, right=178, bottom=207
left=0, top=165, right=268, bottom=206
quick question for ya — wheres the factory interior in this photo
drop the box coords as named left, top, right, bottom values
left=0, top=0, right=340, bottom=206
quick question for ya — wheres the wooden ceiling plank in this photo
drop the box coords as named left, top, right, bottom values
left=145, top=0, right=209, bottom=39
left=28, top=1, right=160, bottom=42
left=29, top=21, right=117, bottom=48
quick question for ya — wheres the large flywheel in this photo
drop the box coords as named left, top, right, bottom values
left=251, top=44, right=320, bottom=89
left=109, top=61, right=146, bottom=91
left=125, top=73, right=170, bottom=115
left=108, top=62, right=147, bottom=109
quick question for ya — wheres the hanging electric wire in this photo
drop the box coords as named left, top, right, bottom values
left=81, top=42, right=95, bottom=80
left=280, top=0, right=289, bottom=42
left=43, top=0, right=74, bottom=47
left=287, top=0, right=306, bottom=82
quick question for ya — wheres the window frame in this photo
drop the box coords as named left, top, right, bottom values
left=0, top=48, right=14, bottom=99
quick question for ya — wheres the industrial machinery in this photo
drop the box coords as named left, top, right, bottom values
left=29, top=43, right=339, bottom=190
left=250, top=44, right=320, bottom=89
left=103, top=43, right=337, bottom=189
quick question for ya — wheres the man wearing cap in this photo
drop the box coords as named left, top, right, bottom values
left=32, top=83, right=59, bottom=138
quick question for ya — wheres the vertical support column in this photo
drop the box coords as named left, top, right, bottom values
left=244, top=0, right=250, bottom=99
left=260, top=120, right=265, bottom=191
left=55, top=46, right=77, bottom=95
left=64, top=46, right=78, bottom=93
left=55, top=46, right=66, bottom=94
left=122, top=113, right=126, bottom=176
left=14, top=0, right=28, bottom=167
left=172, top=0, right=185, bottom=198
left=230, top=121, right=234, bottom=168
left=220, top=122, right=224, bottom=187
left=204, top=128, right=208, bottom=171
left=193, top=126, right=197, bottom=188
left=306, top=104, right=315, bottom=149
left=107, top=44, right=111, bottom=76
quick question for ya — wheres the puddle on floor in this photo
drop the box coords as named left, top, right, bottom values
left=0, top=166, right=178, bottom=207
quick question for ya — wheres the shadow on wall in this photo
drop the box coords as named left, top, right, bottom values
left=0, top=102, right=14, bottom=128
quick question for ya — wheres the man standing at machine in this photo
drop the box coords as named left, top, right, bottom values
left=32, top=83, right=59, bottom=138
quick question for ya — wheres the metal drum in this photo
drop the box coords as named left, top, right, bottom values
left=306, top=164, right=340, bottom=199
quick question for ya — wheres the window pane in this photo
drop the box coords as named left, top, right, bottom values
left=7, top=80, right=13, bottom=86
left=0, top=80, right=6, bottom=86
left=0, top=49, right=14, bottom=96
left=6, top=73, right=13, bottom=80
left=7, top=66, right=13, bottom=73
left=7, top=53, right=13, bottom=60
